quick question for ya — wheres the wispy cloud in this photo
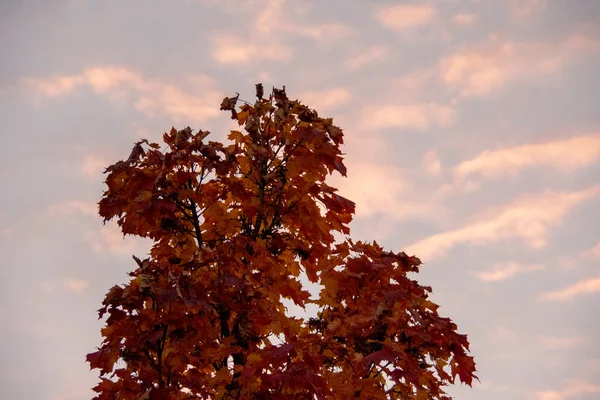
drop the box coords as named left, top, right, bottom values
left=454, top=134, right=600, bottom=180
left=24, top=67, right=222, bottom=124
left=406, top=187, right=600, bottom=261
left=80, top=153, right=111, bottom=181
left=423, top=149, right=442, bottom=176
left=376, top=4, right=437, bottom=31
left=453, top=13, right=477, bottom=26
left=509, top=0, right=547, bottom=20
left=297, top=88, right=351, bottom=113
left=540, top=277, right=600, bottom=301
left=476, top=262, right=544, bottom=282
left=62, top=279, right=89, bottom=293
left=84, top=224, right=150, bottom=255
left=579, top=241, right=600, bottom=260
left=253, top=0, right=352, bottom=41
left=345, top=45, right=389, bottom=70
left=211, top=34, right=294, bottom=64
left=536, top=379, right=600, bottom=400
left=439, top=34, right=599, bottom=97
left=361, top=103, right=455, bottom=130
left=334, top=162, right=444, bottom=221
left=538, top=335, right=583, bottom=350
left=46, top=200, right=98, bottom=217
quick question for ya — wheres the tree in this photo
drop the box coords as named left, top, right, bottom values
left=88, top=84, right=477, bottom=400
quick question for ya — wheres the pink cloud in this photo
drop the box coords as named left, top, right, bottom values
left=296, top=88, right=351, bottom=112
left=80, top=153, right=111, bottom=181
left=536, top=379, right=600, bottom=400
left=476, top=262, right=544, bottom=282
left=540, top=277, right=600, bottom=301
left=211, top=34, right=293, bottom=64
left=376, top=4, right=437, bottom=31
left=361, top=103, right=455, bottom=130
left=439, top=34, right=599, bottom=97
left=538, top=335, right=583, bottom=350
left=62, top=279, right=89, bottom=293
left=406, top=187, right=600, bottom=261
left=345, top=45, right=389, bottom=70
left=453, top=13, right=476, bottom=26
left=509, top=0, right=547, bottom=20
left=423, top=149, right=442, bottom=176
left=23, top=67, right=222, bottom=125
left=84, top=223, right=150, bottom=255
left=46, top=200, right=97, bottom=217
left=454, top=134, right=600, bottom=180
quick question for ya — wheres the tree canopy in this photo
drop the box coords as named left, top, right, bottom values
left=87, top=84, right=477, bottom=399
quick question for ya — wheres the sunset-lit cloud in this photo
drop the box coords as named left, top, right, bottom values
left=453, top=13, right=477, bottom=26
left=46, top=200, right=98, bottom=217
left=536, top=379, right=600, bottom=400
left=476, top=262, right=544, bottom=282
left=538, top=335, right=583, bottom=350
left=80, top=153, right=111, bottom=181
left=84, top=224, right=150, bottom=255
left=345, top=45, right=389, bottom=70
left=211, top=34, right=293, bottom=64
left=580, top=241, right=600, bottom=260
left=297, top=87, right=351, bottom=112
left=361, top=103, right=455, bottom=130
left=509, top=0, right=547, bottom=20
left=376, top=4, right=437, bottom=31
left=455, top=134, right=600, bottom=180
left=540, top=277, right=600, bottom=301
left=62, top=279, right=89, bottom=293
left=24, top=67, right=223, bottom=124
left=334, top=162, right=445, bottom=222
left=406, top=187, right=600, bottom=261
left=439, top=34, right=599, bottom=97
left=253, top=0, right=352, bottom=41
left=423, top=149, right=442, bottom=176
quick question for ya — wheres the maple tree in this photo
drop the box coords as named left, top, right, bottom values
left=88, top=84, right=477, bottom=399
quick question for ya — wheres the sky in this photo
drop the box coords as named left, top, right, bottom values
left=1, top=0, right=599, bottom=399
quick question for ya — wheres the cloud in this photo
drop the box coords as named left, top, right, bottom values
left=46, top=200, right=98, bottom=217
left=211, top=34, right=293, bottom=64
left=453, top=13, right=476, bottom=26
left=297, top=88, right=351, bottom=112
left=454, top=134, right=600, bottom=180
left=490, top=326, right=520, bottom=344
left=538, top=335, right=583, bottom=350
left=84, top=223, right=150, bottom=255
left=361, top=103, right=455, bottom=130
left=580, top=241, right=600, bottom=260
left=376, top=4, right=437, bottom=31
left=23, top=75, right=84, bottom=98
left=536, top=380, right=600, bottom=400
left=345, top=45, right=389, bottom=70
left=540, top=277, right=600, bottom=301
left=405, top=187, right=600, bottom=261
left=476, top=262, right=544, bottom=282
left=334, top=163, right=443, bottom=221
left=62, top=279, right=89, bottom=293
left=559, top=240, right=600, bottom=269
left=253, top=0, right=352, bottom=41
left=509, top=0, right=547, bottom=19
left=211, top=0, right=351, bottom=66
left=439, top=34, right=599, bottom=97
left=80, top=153, right=111, bottom=181
left=24, top=67, right=222, bottom=124
left=423, top=149, right=442, bottom=176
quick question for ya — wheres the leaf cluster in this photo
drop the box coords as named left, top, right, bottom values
left=88, top=85, right=477, bottom=399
